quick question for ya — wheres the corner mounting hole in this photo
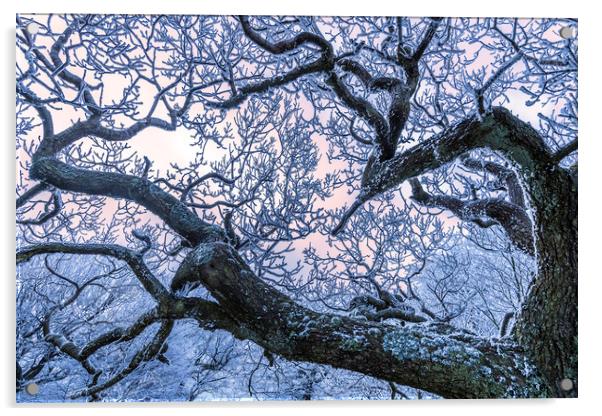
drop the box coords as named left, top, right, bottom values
left=25, top=383, right=39, bottom=395
left=26, top=23, right=39, bottom=35
left=559, top=26, right=574, bottom=40
left=559, top=378, right=574, bottom=391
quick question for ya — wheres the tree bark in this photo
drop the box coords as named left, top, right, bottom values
left=512, top=161, right=578, bottom=397
left=171, top=242, right=547, bottom=398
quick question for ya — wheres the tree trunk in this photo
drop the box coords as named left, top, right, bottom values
left=513, top=165, right=578, bottom=397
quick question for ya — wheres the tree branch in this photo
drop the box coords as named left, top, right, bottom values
left=332, top=59, right=411, bottom=160
left=46, top=16, right=100, bottom=115
left=179, top=172, right=235, bottom=202
left=17, top=242, right=170, bottom=301
left=17, top=189, right=62, bottom=226
left=460, top=155, right=526, bottom=208
left=553, top=139, right=578, bottom=162
left=333, top=107, right=554, bottom=235
left=71, top=320, right=174, bottom=399
left=239, top=16, right=332, bottom=54
left=408, top=178, right=534, bottom=255
left=168, top=241, right=546, bottom=398
left=29, top=158, right=225, bottom=246
left=206, top=16, right=335, bottom=109
left=398, top=17, right=443, bottom=86
left=325, top=70, right=389, bottom=152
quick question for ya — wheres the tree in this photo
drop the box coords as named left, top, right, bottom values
left=16, top=14, right=577, bottom=400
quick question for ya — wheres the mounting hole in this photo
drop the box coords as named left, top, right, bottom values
left=559, top=26, right=574, bottom=40
left=26, top=23, right=39, bottom=35
left=25, top=383, right=39, bottom=395
left=559, top=378, right=574, bottom=391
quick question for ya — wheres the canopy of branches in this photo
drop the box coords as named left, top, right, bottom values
left=16, top=15, right=577, bottom=401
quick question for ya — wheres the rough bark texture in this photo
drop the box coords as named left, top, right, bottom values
left=512, top=159, right=578, bottom=397
left=171, top=242, right=547, bottom=398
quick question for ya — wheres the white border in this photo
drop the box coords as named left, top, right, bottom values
left=2, top=1, right=599, bottom=415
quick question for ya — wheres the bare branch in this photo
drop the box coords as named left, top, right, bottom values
left=71, top=320, right=174, bottom=399
left=16, top=182, right=50, bottom=209
left=408, top=178, right=534, bottom=255
left=17, top=242, right=170, bottom=301
left=17, top=189, right=62, bottom=226
left=30, top=158, right=225, bottom=245
left=206, top=16, right=335, bottom=109
left=333, top=108, right=554, bottom=234
left=553, top=139, right=578, bottom=162
left=460, top=155, right=526, bottom=208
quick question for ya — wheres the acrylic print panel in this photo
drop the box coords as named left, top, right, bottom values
left=15, top=14, right=577, bottom=402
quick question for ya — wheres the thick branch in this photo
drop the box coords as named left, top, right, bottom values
left=169, top=242, right=546, bottom=398
left=333, top=60, right=391, bottom=134
left=325, top=71, right=389, bottom=151
left=460, top=155, right=526, bottom=208
left=333, top=59, right=410, bottom=160
left=364, top=307, right=428, bottom=323
left=409, top=178, right=534, bottom=255
left=34, top=116, right=176, bottom=160
left=333, top=107, right=554, bottom=234
left=239, top=16, right=331, bottom=54
left=207, top=16, right=334, bottom=109
left=79, top=309, right=159, bottom=360
left=29, top=158, right=225, bottom=246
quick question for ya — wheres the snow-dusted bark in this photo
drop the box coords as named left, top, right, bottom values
left=171, top=241, right=547, bottom=398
